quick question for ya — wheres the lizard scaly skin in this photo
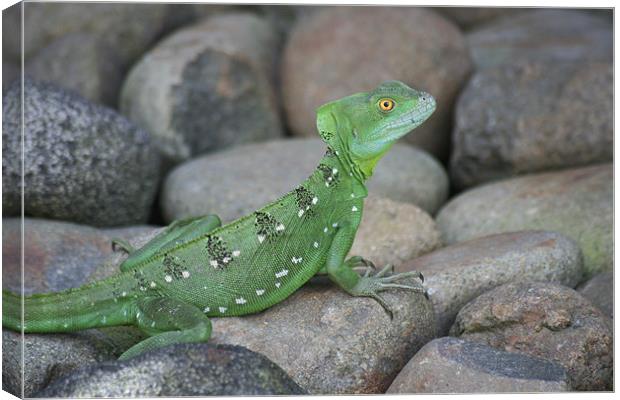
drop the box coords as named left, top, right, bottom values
left=3, top=81, right=436, bottom=359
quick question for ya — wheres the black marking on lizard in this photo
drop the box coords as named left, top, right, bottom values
left=254, top=211, right=283, bottom=242
left=206, top=235, right=233, bottom=269
left=317, top=163, right=340, bottom=187
left=319, top=130, right=334, bottom=141
left=163, top=254, right=185, bottom=279
left=294, top=186, right=316, bottom=217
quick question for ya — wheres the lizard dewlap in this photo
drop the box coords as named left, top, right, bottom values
left=3, top=80, right=436, bottom=360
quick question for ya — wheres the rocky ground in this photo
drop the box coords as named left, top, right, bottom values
left=2, top=4, right=613, bottom=396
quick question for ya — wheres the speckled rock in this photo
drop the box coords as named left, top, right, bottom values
left=451, top=281, right=613, bottom=391
left=451, top=61, right=612, bottom=189
left=162, top=138, right=448, bottom=221
left=3, top=2, right=170, bottom=68
left=436, top=164, right=612, bottom=279
left=35, top=344, right=305, bottom=397
left=400, top=231, right=584, bottom=335
left=26, top=33, right=124, bottom=107
left=578, top=272, right=613, bottom=319
left=281, top=6, right=472, bottom=160
left=120, top=13, right=283, bottom=164
left=2, top=62, right=19, bottom=93
left=349, top=195, right=440, bottom=267
left=211, top=277, right=435, bottom=394
left=2, top=80, right=161, bottom=226
left=434, top=7, right=527, bottom=29
left=387, top=337, right=571, bottom=393
left=467, top=9, right=612, bottom=69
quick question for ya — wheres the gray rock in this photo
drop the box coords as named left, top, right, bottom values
left=35, top=344, right=305, bottom=397
left=436, top=164, right=612, bottom=279
left=467, top=9, right=612, bottom=69
left=387, top=337, right=571, bottom=393
left=451, top=281, right=613, bottom=391
left=120, top=13, right=283, bottom=164
left=400, top=231, right=584, bottom=335
left=3, top=2, right=170, bottom=68
left=2, top=80, right=161, bottom=226
left=281, top=6, right=472, bottom=160
left=25, top=33, right=124, bottom=107
left=433, top=7, right=527, bottom=29
left=2, top=62, right=19, bottom=94
left=578, top=272, right=613, bottom=319
left=210, top=277, right=436, bottom=394
left=451, top=61, right=612, bottom=189
left=162, top=138, right=448, bottom=221
left=349, top=195, right=440, bottom=267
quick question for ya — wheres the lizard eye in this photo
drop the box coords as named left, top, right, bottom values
left=378, top=98, right=395, bottom=112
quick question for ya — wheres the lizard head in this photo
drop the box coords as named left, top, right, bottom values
left=316, top=80, right=436, bottom=179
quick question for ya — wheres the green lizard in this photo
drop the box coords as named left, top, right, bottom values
left=3, top=81, right=436, bottom=360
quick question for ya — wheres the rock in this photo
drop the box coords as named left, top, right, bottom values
left=25, top=33, right=124, bottom=107
left=400, top=231, right=584, bottom=335
left=120, top=13, right=283, bottom=164
left=467, top=9, right=612, bottom=69
left=387, top=337, right=571, bottom=393
left=35, top=344, right=305, bottom=397
left=451, top=61, right=612, bottom=189
left=2, top=80, right=161, bottom=226
left=2, top=329, right=120, bottom=398
left=3, top=2, right=170, bottom=69
left=162, top=138, right=448, bottom=221
left=281, top=7, right=472, bottom=160
left=578, top=272, right=613, bottom=319
left=349, top=195, right=440, bottom=267
left=436, top=164, right=612, bottom=279
left=2, top=62, right=19, bottom=94
left=211, top=277, right=435, bottom=394
left=434, top=7, right=527, bottom=29
left=450, top=281, right=613, bottom=391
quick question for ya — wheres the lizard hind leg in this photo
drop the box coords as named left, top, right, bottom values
left=119, top=297, right=212, bottom=360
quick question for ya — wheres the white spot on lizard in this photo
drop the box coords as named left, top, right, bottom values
left=313, top=241, right=319, bottom=248
left=150, top=281, right=157, bottom=288
left=291, top=257, right=303, bottom=264
left=312, top=197, right=318, bottom=205
left=276, top=269, right=289, bottom=278
left=232, top=250, right=241, bottom=257
left=275, top=282, right=281, bottom=288
left=235, top=298, right=247, bottom=305
left=256, top=289, right=265, bottom=296
left=275, top=223, right=285, bottom=232
left=181, top=270, right=190, bottom=278
left=203, top=307, right=210, bottom=313
left=323, top=227, right=328, bottom=233
left=298, top=209, right=305, bottom=217
left=219, top=307, right=227, bottom=313
left=332, top=222, right=339, bottom=228
left=258, top=234, right=265, bottom=243
left=164, top=275, right=172, bottom=282
left=332, top=168, right=338, bottom=174
left=210, top=260, right=219, bottom=268
left=352, top=206, right=358, bottom=212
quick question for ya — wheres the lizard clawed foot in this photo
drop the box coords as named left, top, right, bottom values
left=111, top=238, right=135, bottom=254
left=349, top=265, right=426, bottom=319
left=345, top=256, right=377, bottom=276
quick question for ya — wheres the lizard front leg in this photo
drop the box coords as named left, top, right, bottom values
left=324, top=222, right=425, bottom=318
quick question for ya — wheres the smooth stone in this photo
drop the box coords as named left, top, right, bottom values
left=3, top=2, right=170, bottom=68
left=451, top=281, right=613, bottom=391
left=281, top=6, right=472, bottom=160
left=436, top=164, right=612, bottom=279
left=450, top=61, right=612, bottom=189
left=433, top=7, right=527, bottom=29
left=2, top=62, right=19, bottom=94
left=400, top=231, right=584, bottom=335
left=35, top=344, right=305, bottom=397
left=26, top=33, right=124, bottom=107
left=387, top=337, right=571, bottom=393
left=577, top=272, right=613, bottom=319
left=162, top=138, right=448, bottom=222
left=210, top=277, right=435, bottom=394
left=120, top=13, right=283, bottom=164
left=467, top=9, right=612, bottom=69
left=349, top=195, right=440, bottom=267
left=2, top=80, right=161, bottom=226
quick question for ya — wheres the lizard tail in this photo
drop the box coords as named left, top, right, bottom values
left=2, top=276, right=136, bottom=333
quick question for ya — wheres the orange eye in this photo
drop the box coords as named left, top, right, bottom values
left=378, top=98, right=395, bottom=112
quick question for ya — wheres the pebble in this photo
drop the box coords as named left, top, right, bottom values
left=2, top=80, right=161, bottom=226
left=577, top=272, right=613, bottom=319
left=400, top=230, right=584, bottom=335
left=26, top=33, right=124, bottom=107
left=387, top=337, right=571, bottom=393
left=35, top=344, right=305, bottom=397
left=451, top=281, right=613, bottom=390
left=162, top=138, right=448, bottom=222
left=281, top=6, right=472, bottom=160
left=467, top=9, right=612, bottom=69
left=436, top=164, right=612, bottom=279
left=451, top=61, right=612, bottom=189
left=434, top=7, right=526, bottom=29
left=120, top=13, right=283, bottom=164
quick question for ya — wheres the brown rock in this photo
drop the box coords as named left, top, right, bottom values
left=434, top=7, right=527, bottom=29
left=281, top=6, right=472, bottom=160
left=450, top=281, right=613, bottom=390
left=451, top=61, right=612, bottom=189
left=401, top=231, right=584, bottom=335
left=387, top=337, right=571, bottom=393
left=578, top=272, right=613, bottom=319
